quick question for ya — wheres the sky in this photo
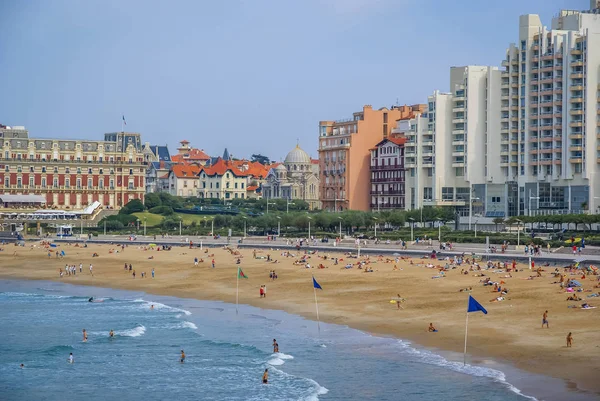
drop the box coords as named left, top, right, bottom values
left=0, top=0, right=584, bottom=162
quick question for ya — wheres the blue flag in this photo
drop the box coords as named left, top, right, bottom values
left=312, top=277, right=322, bottom=290
left=467, top=295, right=487, bottom=314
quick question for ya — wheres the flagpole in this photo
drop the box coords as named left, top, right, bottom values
left=463, top=296, right=470, bottom=366
left=313, top=285, right=321, bottom=334
left=121, top=115, right=124, bottom=133
left=236, top=269, right=239, bottom=315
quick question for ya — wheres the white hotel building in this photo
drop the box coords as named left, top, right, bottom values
left=401, top=1, right=600, bottom=218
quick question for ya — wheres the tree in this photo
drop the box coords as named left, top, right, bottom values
left=144, top=193, right=162, bottom=209
left=492, top=217, right=505, bottom=232
left=119, top=199, right=144, bottom=215
left=251, top=154, right=271, bottom=165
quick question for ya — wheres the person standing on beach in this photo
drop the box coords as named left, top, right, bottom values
left=542, top=311, right=549, bottom=328
left=212, top=259, right=215, bottom=268
left=151, top=268, right=155, bottom=278
left=89, top=264, right=93, bottom=276
left=566, top=332, right=573, bottom=347
left=82, top=329, right=88, bottom=342
left=262, top=369, right=269, bottom=384
left=79, top=263, right=83, bottom=273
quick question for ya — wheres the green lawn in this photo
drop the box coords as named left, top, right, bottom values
left=132, top=212, right=164, bottom=227
left=132, top=211, right=218, bottom=227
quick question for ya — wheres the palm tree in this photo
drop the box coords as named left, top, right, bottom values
left=492, top=217, right=505, bottom=232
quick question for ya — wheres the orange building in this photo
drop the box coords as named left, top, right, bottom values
left=318, top=104, right=425, bottom=211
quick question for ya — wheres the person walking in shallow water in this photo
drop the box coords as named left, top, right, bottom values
left=262, top=369, right=268, bottom=384
left=180, top=349, right=185, bottom=363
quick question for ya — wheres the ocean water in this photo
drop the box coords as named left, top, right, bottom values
left=0, top=280, right=569, bottom=401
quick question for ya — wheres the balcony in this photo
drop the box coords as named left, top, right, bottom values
left=370, top=164, right=403, bottom=171
left=571, top=73, right=584, bottom=79
left=370, top=177, right=405, bottom=183
left=569, top=145, right=583, bottom=151
left=571, top=60, right=584, bottom=67
left=570, top=133, right=583, bottom=139
left=570, top=108, right=583, bottom=115
left=570, top=84, right=584, bottom=91
left=569, top=121, right=583, bottom=127
left=451, top=162, right=465, bottom=167
left=370, top=203, right=405, bottom=210
left=370, top=190, right=405, bottom=195
left=452, top=118, right=465, bottom=124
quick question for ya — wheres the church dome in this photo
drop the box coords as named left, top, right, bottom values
left=275, top=164, right=287, bottom=171
left=284, top=145, right=311, bottom=165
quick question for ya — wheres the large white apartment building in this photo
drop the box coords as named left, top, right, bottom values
left=402, top=1, right=600, bottom=218
left=500, top=1, right=600, bottom=216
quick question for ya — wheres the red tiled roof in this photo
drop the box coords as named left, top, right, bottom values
left=371, top=136, right=406, bottom=150
left=171, top=148, right=210, bottom=162
left=170, top=165, right=201, bottom=178
left=200, top=158, right=248, bottom=177
left=311, top=159, right=319, bottom=164
left=247, top=185, right=259, bottom=191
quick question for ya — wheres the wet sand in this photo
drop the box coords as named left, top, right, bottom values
left=1, top=241, right=599, bottom=397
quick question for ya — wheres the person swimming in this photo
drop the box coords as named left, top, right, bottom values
left=180, top=350, right=185, bottom=363
left=82, top=329, right=88, bottom=342
left=272, top=339, right=279, bottom=353
left=68, top=353, right=74, bottom=364
left=262, top=369, right=269, bottom=384
left=88, top=297, right=94, bottom=302
left=109, top=330, right=114, bottom=338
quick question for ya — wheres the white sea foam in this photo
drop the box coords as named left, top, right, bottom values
left=132, top=299, right=191, bottom=315
left=396, top=340, right=537, bottom=400
left=273, top=352, right=294, bottom=360
left=118, top=325, right=146, bottom=337
left=181, top=321, right=198, bottom=330
left=269, top=367, right=328, bottom=401
left=267, top=357, right=285, bottom=366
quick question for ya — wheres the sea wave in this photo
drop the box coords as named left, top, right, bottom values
left=88, top=325, right=146, bottom=338
left=397, top=340, right=537, bottom=400
left=132, top=299, right=192, bottom=315
left=268, top=366, right=328, bottom=401
left=0, top=291, right=72, bottom=299
left=43, top=345, right=75, bottom=355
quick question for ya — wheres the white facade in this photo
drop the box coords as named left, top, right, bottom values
left=499, top=4, right=600, bottom=215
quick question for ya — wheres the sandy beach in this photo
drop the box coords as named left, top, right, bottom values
left=1, top=241, right=599, bottom=396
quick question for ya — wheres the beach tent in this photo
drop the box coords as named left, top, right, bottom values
left=569, top=280, right=582, bottom=287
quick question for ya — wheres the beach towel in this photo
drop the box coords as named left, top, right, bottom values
left=50, top=244, right=57, bottom=248
left=570, top=280, right=582, bottom=287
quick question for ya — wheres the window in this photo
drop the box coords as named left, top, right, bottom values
left=99, top=179, right=104, bottom=189
left=241, top=182, right=244, bottom=189
left=216, top=182, right=220, bottom=189
left=88, top=168, right=92, bottom=174
left=17, top=177, right=22, bottom=188
left=76, top=178, right=81, bottom=189
left=65, top=167, right=70, bottom=174
left=17, top=166, right=22, bottom=173
left=54, top=167, right=58, bottom=173
left=88, top=178, right=93, bottom=189
left=41, top=178, right=47, bottom=188
left=77, top=167, right=81, bottom=174
left=29, top=177, right=34, bottom=187
left=65, top=178, right=70, bottom=188
left=3, top=177, right=8, bottom=187
left=234, top=182, right=238, bottom=189
left=128, top=180, right=134, bottom=189
left=53, top=178, right=59, bottom=188
left=110, top=179, right=115, bottom=189
left=442, top=187, right=454, bottom=201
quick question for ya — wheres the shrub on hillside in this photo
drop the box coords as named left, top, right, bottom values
left=149, top=205, right=174, bottom=216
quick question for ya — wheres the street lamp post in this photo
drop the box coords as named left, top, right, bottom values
left=266, top=201, right=276, bottom=214
left=528, top=189, right=540, bottom=217
left=211, top=218, right=214, bottom=237
left=338, top=216, right=342, bottom=239
left=136, top=219, right=140, bottom=231
left=474, top=220, right=479, bottom=238
left=143, top=217, right=147, bottom=236
left=179, top=218, right=182, bottom=237
left=286, top=199, right=295, bottom=214
left=515, top=218, right=522, bottom=246
left=436, top=218, right=442, bottom=241
left=408, top=217, right=414, bottom=242
left=276, top=216, right=281, bottom=236
left=307, top=216, right=312, bottom=240
left=468, top=192, right=481, bottom=231
left=243, top=216, right=247, bottom=238
left=373, top=217, right=378, bottom=239
left=103, top=220, right=106, bottom=236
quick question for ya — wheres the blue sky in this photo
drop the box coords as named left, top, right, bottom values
left=0, top=0, right=583, bottom=161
